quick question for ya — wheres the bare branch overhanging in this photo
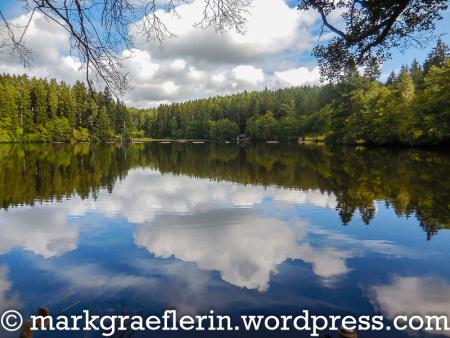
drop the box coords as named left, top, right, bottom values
left=0, top=0, right=251, bottom=97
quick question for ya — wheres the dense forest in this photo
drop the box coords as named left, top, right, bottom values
left=0, top=39, right=449, bottom=145
left=0, top=142, right=448, bottom=239
left=0, top=77, right=132, bottom=142
left=141, top=39, right=450, bottom=146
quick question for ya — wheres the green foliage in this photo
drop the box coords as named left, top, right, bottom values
left=49, top=117, right=72, bottom=142
left=72, top=128, right=90, bottom=142
left=140, top=85, right=333, bottom=141
left=0, top=74, right=132, bottom=143
left=186, top=120, right=208, bottom=139
left=414, top=60, right=450, bottom=144
left=280, top=116, right=300, bottom=140
left=0, top=39, right=449, bottom=146
left=131, top=130, right=145, bottom=138
left=208, top=119, right=239, bottom=140
left=92, top=106, right=113, bottom=142
left=324, top=41, right=449, bottom=145
left=423, top=38, right=450, bottom=74
left=305, top=106, right=332, bottom=140
left=140, top=39, right=450, bottom=146
left=0, top=129, right=14, bottom=142
left=128, top=48, right=449, bottom=146
left=22, top=133, right=46, bottom=143
left=246, top=111, right=281, bottom=140
left=298, top=0, right=448, bottom=80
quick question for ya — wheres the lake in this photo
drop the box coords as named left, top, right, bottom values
left=0, top=143, right=449, bottom=337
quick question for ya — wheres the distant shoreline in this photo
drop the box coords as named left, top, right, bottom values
left=1, top=138, right=450, bottom=150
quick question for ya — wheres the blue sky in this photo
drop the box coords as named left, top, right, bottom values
left=0, top=0, right=448, bottom=107
left=383, top=9, right=450, bottom=73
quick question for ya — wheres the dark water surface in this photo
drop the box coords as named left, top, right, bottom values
left=0, top=143, right=449, bottom=337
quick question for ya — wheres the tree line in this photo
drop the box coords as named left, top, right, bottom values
left=139, top=39, right=450, bottom=146
left=0, top=39, right=449, bottom=146
left=0, top=76, right=134, bottom=142
left=327, top=39, right=450, bottom=146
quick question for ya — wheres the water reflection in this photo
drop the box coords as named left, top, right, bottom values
left=136, top=210, right=352, bottom=291
left=0, top=143, right=449, bottom=337
left=0, top=143, right=448, bottom=238
left=0, top=266, right=20, bottom=312
left=0, top=204, right=79, bottom=257
left=370, top=276, right=450, bottom=336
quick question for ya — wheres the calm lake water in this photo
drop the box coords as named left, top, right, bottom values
left=0, top=143, right=449, bottom=337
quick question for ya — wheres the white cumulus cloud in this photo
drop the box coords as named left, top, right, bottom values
left=370, top=276, right=450, bottom=336
left=0, top=0, right=325, bottom=107
left=274, top=66, right=321, bottom=87
left=231, top=65, right=265, bottom=86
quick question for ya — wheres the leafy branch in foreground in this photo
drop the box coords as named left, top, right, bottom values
left=298, top=0, right=449, bottom=80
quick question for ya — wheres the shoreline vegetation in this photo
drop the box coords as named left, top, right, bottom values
left=0, top=40, right=449, bottom=147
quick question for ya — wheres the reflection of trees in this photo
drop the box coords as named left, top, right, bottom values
left=0, top=143, right=448, bottom=238
left=0, top=143, right=129, bottom=209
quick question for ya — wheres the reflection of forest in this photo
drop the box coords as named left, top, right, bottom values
left=0, top=143, right=448, bottom=238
